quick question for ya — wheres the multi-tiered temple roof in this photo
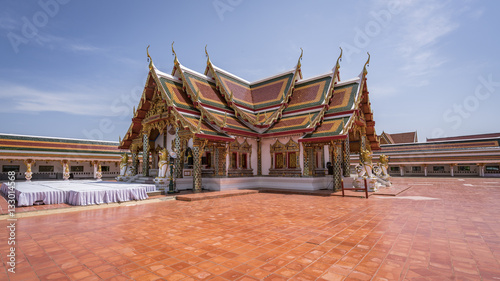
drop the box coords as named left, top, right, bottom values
left=119, top=45, right=380, bottom=150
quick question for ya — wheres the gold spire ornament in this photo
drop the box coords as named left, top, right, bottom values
left=223, top=112, right=227, bottom=127
left=336, top=47, right=343, bottom=69
left=171, top=41, right=178, bottom=63
left=119, top=136, right=122, bottom=143
left=146, top=45, right=151, bottom=61
left=297, top=48, right=303, bottom=68
left=363, top=52, right=370, bottom=75
left=147, top=45, right=153, bottom=70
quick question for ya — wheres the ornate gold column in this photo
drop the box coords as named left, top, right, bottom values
left=342, top=135, right=350, bottom=177
left=333, top=142, right=343, bottom=191
left=192, top=139, right=207, bottom=192
left=302, top=143, right=309, bottom=176
left=142, top=133, right=150, bottom=176
left=257, top=139, right=262, bottom=176
left=174, top=128, right=182, bottom=178
left=360, top=127, right=366, bottom=152
left=130, top=144, right=139, bottom=176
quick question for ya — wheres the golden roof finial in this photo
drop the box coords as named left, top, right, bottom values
left=340, top=118, right=345, bottom=133
left=336, top=47, right=343, bottom=68
left=308, top=112, right=312, bottom=126
left=147, top=45, right=151, bottom=62
left=196, top=89, right=200, bottom=101
left=363, top=52, right=370, bottom=75
left=229, top=90, right=234, bottom=101
left=171, top=41, right=178, bottom=62
left=223, top=112, right=227, bottom=127
left=205, top=44, right=209, bottom=58
left=297, top=48, right=303, bottom=68
left=257, top=111, right=261, bottom=123
left=119, top=136, right=122, bottom=143
left=147, top=45, right=153, bottom=70
left=133, top=106, right=135, bottom=116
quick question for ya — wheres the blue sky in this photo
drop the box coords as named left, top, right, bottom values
left=0, top=0, right=498, bottom=142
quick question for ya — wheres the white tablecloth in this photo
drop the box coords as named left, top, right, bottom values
left=0, top=181, right=155, bottom=207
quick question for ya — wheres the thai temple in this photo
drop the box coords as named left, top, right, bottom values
left=117, top=45, right=380, bottom=191
left=1, top=46, right=498, bottom=191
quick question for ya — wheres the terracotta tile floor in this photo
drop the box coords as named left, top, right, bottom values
left=1, top=177, right=500, bottom=280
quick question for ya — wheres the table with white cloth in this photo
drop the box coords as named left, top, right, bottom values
left=0, top=180, right=156, bottom=207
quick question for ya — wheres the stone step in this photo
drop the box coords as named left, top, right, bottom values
left=147, top=190, right=163, bottom=196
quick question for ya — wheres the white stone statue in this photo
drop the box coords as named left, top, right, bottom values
left=63, top=162, right=70, bottom=180
left=119, top=153, right=129, bottom=176
left=158, top=148, right=169, bottom=178
left=24, top=160, right=34, bottom=181
left=96, top=163, right=102, bottom=181
left=353, top=148, right=380, bottom=192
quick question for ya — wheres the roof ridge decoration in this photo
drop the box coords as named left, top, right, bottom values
left=293, top=47, right=343, bottom=136
left=259, top=49, right=304, bottom=127
left=147, top=45, right=153, bottom=71
left=171, top=46, right=254, bottom=137
left=204, top=44, right=211, bottom=76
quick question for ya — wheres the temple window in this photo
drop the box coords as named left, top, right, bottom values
left=288, top=152, right=297, bottom=168
left=240, top=153, right=247, bottom=169
left=202, top=152, right=212, bottom=168
left=2, top=165, right=20, bottom=173
left=101, top=166, right=110, bottom=172
left=231, top=152, right=237, bottom=169
left=275, top=153, right=284, bottom=169
left=71, top=166, right=84, bottom=172
left=486, top=165, right=499, bottom=172
left=390, top=166, right=400, bottom=172
left=433, top=166, right=445, bottom=172
left=39, top=165, right=54, bottom=172
left=269, top=138, right=300, bottom=177
left=458, top=166, right=470, bottom=171
left=228, top=139, right=253, bottom=177
left=412, top=166, right=421, bottom=172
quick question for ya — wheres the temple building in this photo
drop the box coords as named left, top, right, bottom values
left=0, top=133, right=122, bottom=181
left=379, top=131, right=418, bottom=144
left=354, top=132, right=500, bottom=177
left=117, top=45, right=380, bottom=191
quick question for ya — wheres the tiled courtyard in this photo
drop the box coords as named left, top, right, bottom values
left=1, top=177, right=500, bottom=280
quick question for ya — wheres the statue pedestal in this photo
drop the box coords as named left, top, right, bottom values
left=377, top=175, right=392, bottom=187
left=154, top=177, right=170, bottom=191
left=25, top=172, right=32, bottom=182
left=116, top=175, right=131, bottom=182
left=353, top=177, right=380, bottom=192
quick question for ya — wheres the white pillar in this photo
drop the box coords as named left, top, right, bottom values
left=424, top=166, right=428, bottom=177
left=400, top=166, right=404, bottom=177
left=480, top=165, right=485, bottom=177
left=93, top=163, right=98, bottom=179
left=450, top=165, right=454, bottom=177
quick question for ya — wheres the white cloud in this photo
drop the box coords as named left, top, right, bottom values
left=0, top=83, right=120, bottom=117
left=395, top=1, right=459, bottom=79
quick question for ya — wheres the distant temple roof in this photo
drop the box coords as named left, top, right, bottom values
left=119, top=45, right=380, bottom=150
left=427, top=133, right=500, bottom=142
left=0, top=133, right=123, bottom=161
left=379, top=131, right=418, bottom=144
left=371, top=132, right=500, bottom=165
